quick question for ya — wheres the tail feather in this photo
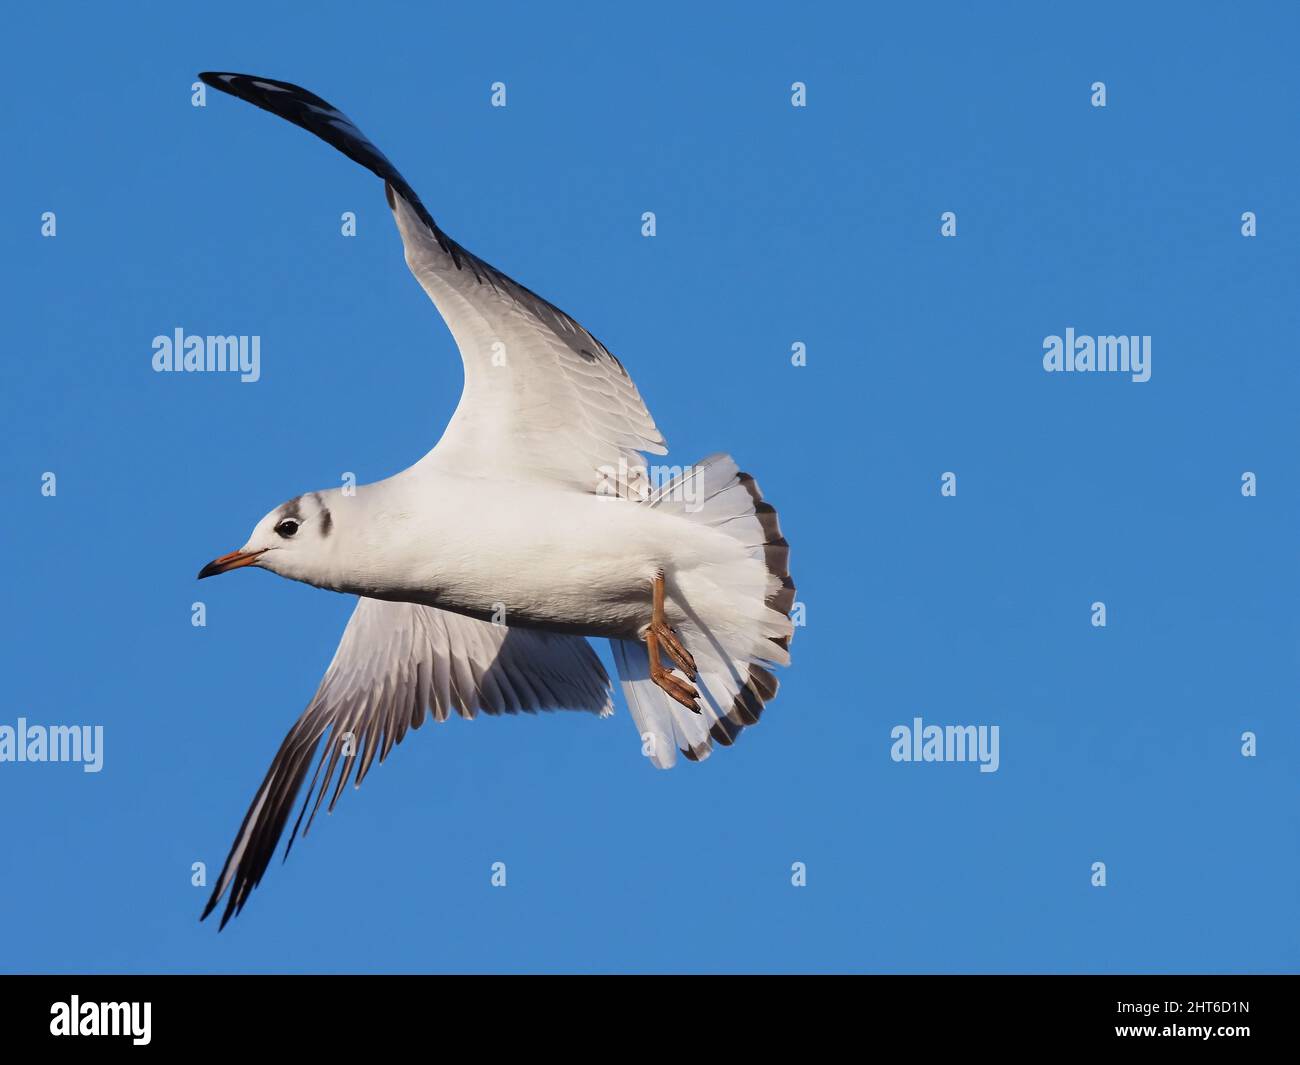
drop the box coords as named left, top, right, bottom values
left=611, top=639, right=711, bottom=769
left=611, top=453, right=795, bottom=767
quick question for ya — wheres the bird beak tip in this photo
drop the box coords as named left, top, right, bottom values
left=197, top=548, right=265, bottom=580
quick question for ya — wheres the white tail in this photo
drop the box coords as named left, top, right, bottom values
left=611, top=454, right=794, bottom=768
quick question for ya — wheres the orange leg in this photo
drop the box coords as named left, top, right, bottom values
left=646, top=572, right=699, bottom=713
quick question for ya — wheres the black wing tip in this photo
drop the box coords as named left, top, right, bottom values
left=197, top=70, right=250, bottom=95
left=200, top=886, right=242, bottom=931
left=196, top=70, right=441, bottom=238
left=199, top=881, right=238, bottom=929
left=199, top=893, right=226, bottom=929
left=198, top=71, right=336, bottom=110
left=199, top=70, right=293, bottom=92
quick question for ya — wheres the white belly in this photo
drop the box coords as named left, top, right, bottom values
left=333, top=476, right=720, bottom=639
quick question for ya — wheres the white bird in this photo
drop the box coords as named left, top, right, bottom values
left=194, top=72, right=794, bottom=928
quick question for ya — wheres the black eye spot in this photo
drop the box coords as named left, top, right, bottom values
left=275, top=519, right=300, bottom=539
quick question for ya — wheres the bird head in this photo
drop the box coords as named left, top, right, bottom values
left=199, top=491, right=337, bottom=584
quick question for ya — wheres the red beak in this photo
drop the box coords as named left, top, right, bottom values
left=197, top=548, right=267, bottom=579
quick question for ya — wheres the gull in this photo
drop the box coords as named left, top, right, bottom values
left=193, top=72, right=795, bottom=928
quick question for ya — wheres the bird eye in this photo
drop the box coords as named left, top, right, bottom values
left=275, top=519, right=300, bottom=538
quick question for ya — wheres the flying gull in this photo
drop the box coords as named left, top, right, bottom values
left=193, top=72, right=795, bottom=928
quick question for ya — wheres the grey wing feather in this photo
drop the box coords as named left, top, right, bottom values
left=201, top=598, right=612, bottom=928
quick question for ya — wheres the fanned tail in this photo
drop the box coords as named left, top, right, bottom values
left=611, top=454, right=794, bottom=768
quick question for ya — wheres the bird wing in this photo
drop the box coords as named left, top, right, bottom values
left=201, top=597, right=613, bottom=928
left=198, top=71, right=666, bottom=490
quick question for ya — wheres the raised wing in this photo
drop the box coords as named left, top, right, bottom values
left=199, top=72, right=666, bottom=490
left=201, top=597, right=613, bottom=928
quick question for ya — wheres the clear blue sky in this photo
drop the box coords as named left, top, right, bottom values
left=2, top=2, right=1296, bottom=973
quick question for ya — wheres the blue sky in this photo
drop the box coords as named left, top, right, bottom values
left=2, top=2, right=1297, bottom=973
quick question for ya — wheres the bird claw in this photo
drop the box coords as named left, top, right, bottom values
left=646, top=571, right=700, bottom=713
left=655, top=668, right=701, bottom=714
left=651, top=620, right=697, bottom=679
